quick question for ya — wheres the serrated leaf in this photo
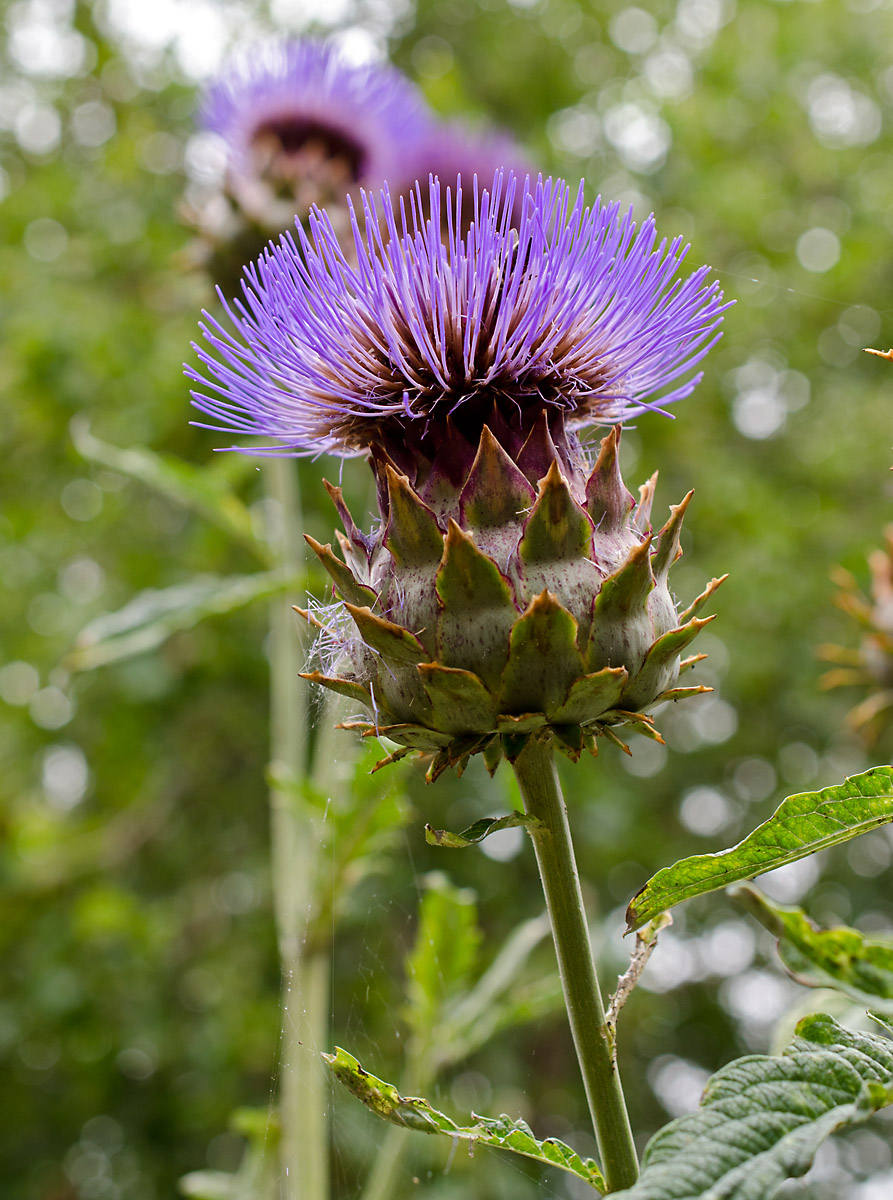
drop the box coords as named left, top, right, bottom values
left=587, top=537, right=655, bottom=677
left=298, top=671, right=376, bottom=711
left=348, top=721, right=451, bottom=751
left=620, top=615, right=714, bottom=710
left=71, top=418, right=262, bottom=558
left=384, top=466, right=445, bottom=566
left=651, top=492, right=692, bottom=583
left=459, top=425, right=536, bottom=531
left=424, top=810, right=539, bottom=849
left=732, top=884, right=893, bottom=1011
left=66, top=570, right=303, bottom=671
left=585, top=425, right=634, bottom=534
left=627, top=767, right=893, bottom=932
left=323, top=1047, right=605, bottom=1192
left=519, top=461, right=593, bottom=564
left=611, top=1013, right=893, bottom=1200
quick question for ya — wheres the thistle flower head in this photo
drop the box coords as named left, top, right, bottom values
left=189, top=172, right=728, bottom=500
left=200, top=39, right=431, bottom=229
left=187, top=172, right=730, bottom=776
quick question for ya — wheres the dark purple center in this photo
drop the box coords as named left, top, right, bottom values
left=252, top=118, right=366, bottom=180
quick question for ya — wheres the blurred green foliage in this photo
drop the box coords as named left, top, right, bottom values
left=3, top=0, right=893, bottom=1197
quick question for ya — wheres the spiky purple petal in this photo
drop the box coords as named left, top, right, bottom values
left=187, top=172, right=730, bottom=458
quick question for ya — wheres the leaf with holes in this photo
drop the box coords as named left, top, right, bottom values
left=424, top=811, right=541, bottom=849
left=323, top=1047, right=605, bottom=1192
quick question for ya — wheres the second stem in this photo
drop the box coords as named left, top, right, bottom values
left=512, top=734, right=638, bottom=1194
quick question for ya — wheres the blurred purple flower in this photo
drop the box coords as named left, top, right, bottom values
left=403, top=122, right=534, bottom=229
left=200, top=39, right=431, bottom=226
left=188, top=173, right=729, bottom=465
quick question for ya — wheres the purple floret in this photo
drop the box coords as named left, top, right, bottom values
left=187, top=172, right=730, bottom=459
left=201, top=38, right=431, bottom=190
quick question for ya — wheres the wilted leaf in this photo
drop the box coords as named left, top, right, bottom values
left=323, top=1047, right=605, bottom=1192
left=424, top=810, right=540, bottom=848
left=612, top=1013, right=893, bottom=1200
left=627, top=767, right=893, bottom=931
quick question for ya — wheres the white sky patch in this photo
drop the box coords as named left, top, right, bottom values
left=14, top=101, right=61, bottom=155
left=796, top=226, right=840, bottom=273
left=603, top=102, right=671, bottom=173
left=101, top=0, right=253, bottom=80
left=99, top=0, right=401, bottom=81
left=806, top=73, right=881, bottom=149
left=609, top=7, right=658, bottom=55
left=41, top=743, right=90, bottom=811
left=679, top=785, right=733, bottom=837
left=728, top=357, right=810, bottom=441
left=760, top=854, right=822, bottom=905
left=643, top=44, right=693, bottom=101
left=7, top=0, right=89, bottom=78
left=648, top=1054, right=710, bottom=1117
left=271, top=0, right=352, bottom=27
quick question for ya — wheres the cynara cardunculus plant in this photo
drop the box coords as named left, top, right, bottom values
left=191, top=173, right=727, bottom=778
left=188, top=170, right=729, bottom=1191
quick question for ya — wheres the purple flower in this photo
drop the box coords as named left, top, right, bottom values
left=401, top=122, right=534, bottom=229
left=200, top=39, right=431, bottom=224
left=188, top=173, right=729, bottom=470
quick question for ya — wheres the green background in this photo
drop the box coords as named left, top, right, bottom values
left=3, top=0, right=893, bottom=1196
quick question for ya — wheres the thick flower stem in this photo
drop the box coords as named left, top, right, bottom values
left=265, top=457, right=330, bottom=1200
left=512, top=735, right=639, bottom=1193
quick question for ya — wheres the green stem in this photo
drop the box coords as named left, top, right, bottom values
left=265, top=457, right=330, bottom=1200
left=512, top=734, right=638, bottom=1193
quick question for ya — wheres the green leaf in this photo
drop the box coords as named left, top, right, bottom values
left=71, top=418, right=264, bottom=559
left=732, top=884, right=893, bottom=1010
left=404, top=873, right=482, bottom=1039
left=627, top=767, right=893, bottom=931
left=66, top=571, right=302, bottom=670
left=424, top=810, right=539, bottom=849
left=343, top=604, right=429, bottom=665
left=322, top=1047, right=605, bottom=1193
left=611, top=1013, right=893, bottom=1200
left=440, top=912, right=562, bottom=1064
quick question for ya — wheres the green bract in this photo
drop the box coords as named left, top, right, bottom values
left=300, top=423, right=723, bottom=778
